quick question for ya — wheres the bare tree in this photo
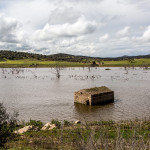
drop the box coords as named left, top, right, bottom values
left=52, top=63, right=64, bottom=79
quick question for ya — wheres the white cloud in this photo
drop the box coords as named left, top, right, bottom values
left=120, top=37, right=130, bottom=41
left=0, top=0, right=150, bottom=56
left=0, top=14, right=23, bottom=43
left=0, top=13, right=32, bottom=51
left=99, top=34, right=109, bottom=42
left=32, top=17, right=97, bottom=41
left=130, top=25, right=150, bottom=42
left=142, top=25, right=150, bottom=42
left=117, top=26, right=130, bottom=37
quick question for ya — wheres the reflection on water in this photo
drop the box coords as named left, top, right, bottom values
left=74, top=103, right=96, bottom=113
left=0, top=67, right=150, bottom=122
left=74, top=102, right=117, bottom=121
left=74, top=102, right=115, bottom=114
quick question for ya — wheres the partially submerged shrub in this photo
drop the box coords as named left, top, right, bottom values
left=51, top=119, right=61, bottom=129
left=0, top=103, right=18, bottom=147
left=105, top=68, right=111, bottom=70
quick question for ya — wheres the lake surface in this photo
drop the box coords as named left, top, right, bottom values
left=0, top=67, right=150, bottom=122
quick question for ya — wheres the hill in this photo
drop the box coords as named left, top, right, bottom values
left=0, top=50, right=150, bottom=68
left=0, top=50, right=150, bottom=62
left=0, top=50, right=47, bottom=61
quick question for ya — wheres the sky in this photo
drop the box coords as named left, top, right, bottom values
left=0, top=0, right=150, bottom=57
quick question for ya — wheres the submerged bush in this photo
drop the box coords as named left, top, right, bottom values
left=0, top=103, right=18, bottom=147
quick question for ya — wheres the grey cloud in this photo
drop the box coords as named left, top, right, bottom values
left=49, top=7, right=81, bottom=24
left=1, top=34, right=19, bottom=43
left=118, top=0, right=150, bottom=12
left=0, top=15, right=20, bottom=34
left=0, top=14, right=22, bottom=43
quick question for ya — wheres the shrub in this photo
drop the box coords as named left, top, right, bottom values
left=26, top=120, right=43, bottom=129
left=63, top=120, right=72, bottom=127
left=51, top=119, right=61, bottom=129
left=0, top=103, right=18, bottom=147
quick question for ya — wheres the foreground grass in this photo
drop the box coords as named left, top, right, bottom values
left=4, top=119, right=150, bottom=150
left=0, top=58, right=150, bottom=68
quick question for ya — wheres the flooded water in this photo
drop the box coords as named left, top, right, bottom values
left=0, top=67, right=150, bottom=122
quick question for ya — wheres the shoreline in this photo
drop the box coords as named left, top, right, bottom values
left=0, top=65, right=150, bottom=68
left=3, top=118, right=150, bottom=149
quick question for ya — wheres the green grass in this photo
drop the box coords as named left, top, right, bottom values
left=0, top=59, right=90, bottom=68
left=4, top=119, right=150, bottom=150
left=84, top=86, right=111, bottom=93
left=101, top=58, right=150, bottom=67
left=0, top=58, right=150, bottom=68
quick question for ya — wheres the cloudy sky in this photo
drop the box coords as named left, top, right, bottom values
left=0, top=0, right=150, bottom=57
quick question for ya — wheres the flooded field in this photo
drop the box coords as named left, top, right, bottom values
left=0, top=67, right=150, bottom=122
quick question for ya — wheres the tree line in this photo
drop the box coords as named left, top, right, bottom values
left=0, top=50, right=150, bottom=62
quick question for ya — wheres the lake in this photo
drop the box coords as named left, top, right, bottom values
left=0, top=67, right=150, bottom=122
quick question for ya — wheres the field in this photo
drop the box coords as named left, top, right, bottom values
left=0, top=58, right=150, bottom=68
left=101, top=58, right=150, bottom=67
left=0, top=59, right=90, bottom=68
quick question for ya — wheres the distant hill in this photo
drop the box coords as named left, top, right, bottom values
left=0, top=50, right=47, bottom=61
left=0, top=50, right=150, bottom=62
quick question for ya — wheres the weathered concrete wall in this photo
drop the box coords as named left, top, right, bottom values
left=74, top=87, right=114, bottom=105
left=74, top=92, right=91, bottom=105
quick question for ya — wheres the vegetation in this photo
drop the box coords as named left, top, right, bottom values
left=51, top=119, right=61, bottom=129
left=0, top=50, right=150, bottom=67
left=63, top=120, right=73, bottom=127
left=0, top=59, right=91, bottom=68
left=0, top=103, right=18, bottom=147
left=101, top=58, right=150, bottom=67
left=26, top=120, right=43, bottom=129
left=3, top=119, right=150, bottom=150
left=84, top=86, right=111, bottom=93
left=52, top=64, right=64, bottom=78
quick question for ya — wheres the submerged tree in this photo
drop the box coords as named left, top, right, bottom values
left=54, top=67, right=61, bottom=78
left=52, top=63, right=64, bottom=79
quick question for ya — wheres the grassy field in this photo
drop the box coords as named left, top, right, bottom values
left=101, top=58, right=150, bottom=67
left=3, top=119, right=150, bottom=150
left=0, top=59, right=91, bottom=68
left=0, top=58, right=150, bottom=68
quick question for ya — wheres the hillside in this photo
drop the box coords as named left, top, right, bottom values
left=0, top=50, right=47, bottom=61
left=0, top=50, right=92, bottom=62
left=0, top=50, right=150, bottom=62
left=0, top=50, right=150, bottom=68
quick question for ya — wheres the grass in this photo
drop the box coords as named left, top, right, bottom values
left=101, top=58, right=150, bottom=67
left=3, top=119, right=150, bottom=150
left=0, top=58, right=150, bottom=68
left=84, top=86, right=111, bottom=93
left=0, top=59, right=90, bottom=68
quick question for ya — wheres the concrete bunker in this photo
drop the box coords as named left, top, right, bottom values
left=74, top=86, right=114, bottom=105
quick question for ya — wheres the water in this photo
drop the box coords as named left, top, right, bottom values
left=0, top=67, right=150, bottom=122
